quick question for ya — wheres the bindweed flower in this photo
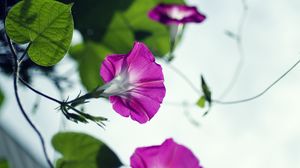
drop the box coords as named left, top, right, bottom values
left=148, top=3, right=206, bottom=61
left=148, top=3, right=206, bottom=25
left=130, top=138, right=203, bottom=168
left=99, top=42, right=166, bottom=124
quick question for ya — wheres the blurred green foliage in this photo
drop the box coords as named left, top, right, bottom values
left=52, top=132, right=122, bottom=168
left=67, top=0, right=185, bottom=90
left=64, top=0, right=184, bottom=56
left=0, top=159, right=9, bottom=168
left=69, top=42, right=110, bottom=91
left=0, top=87, right=4, bottom=109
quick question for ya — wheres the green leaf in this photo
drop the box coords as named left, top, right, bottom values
left=196, top=96, right=206, bottom=108
left=60, top=0, right=133, bottom=42
left=0, top=159, right=9, bottom=168
left=0, top=87, right=4, bottom=109
left=52, top=132, right=122, bottom=168
left=200, top=75, right=212, bottom=116
left=201, top=75, right=211, bottom=103
left=5, top=0, right=74, bottom=66
left=101, top=12, right=135, bottom=54
left=69, top=42, right=111, bottom=91
left=65, top=0, right=184, bottom=57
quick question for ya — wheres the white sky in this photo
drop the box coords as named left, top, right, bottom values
left=1, top=0, right=300, bottom=167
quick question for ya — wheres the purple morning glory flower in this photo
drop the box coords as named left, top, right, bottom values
left=130, top=138, right=203, bottom=168
left=99, top=42, right=166, bottom=124
left=148, top=3, right=206, bottom=25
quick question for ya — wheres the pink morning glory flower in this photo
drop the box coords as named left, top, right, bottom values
left=148, top=3, right=206, bottom=25
left=99, top=42, right=166, bottom=124
left=130, top=138, right=203, bottom=168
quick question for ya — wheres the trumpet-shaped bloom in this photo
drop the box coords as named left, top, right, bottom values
left=130, top=138, right=203, bottom=168
left=148, top=3, right=206, bottom=25
left=100, top=42, right=166, bottom=124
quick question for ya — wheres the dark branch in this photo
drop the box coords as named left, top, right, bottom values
left=5, top=34, right=54, bottom=168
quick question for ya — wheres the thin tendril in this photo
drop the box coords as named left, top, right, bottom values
left=219, top=0, right=248, bottom=99
left=19, top=77, right=63, bottom=104
left=165, top=62, right=201, bottom=95
left=164, top=54, right=300, bottom=106
left=213, top=58, right=300, bottom=104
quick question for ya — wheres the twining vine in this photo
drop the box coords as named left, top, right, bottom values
left=5, top=34, right=54, bottom=168
left=165, top=0, right=300, bottom=109
left=1, top=0, right=300, bottom=168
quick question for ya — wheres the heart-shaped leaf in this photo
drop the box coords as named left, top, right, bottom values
left=5, top=0, right=74, bottom=66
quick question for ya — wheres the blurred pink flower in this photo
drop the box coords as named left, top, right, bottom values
left=148, top=3, right=206, bottom=25
left=99, top=42, right=166, bottom=124
left=130, top=138, right=203, bottom=168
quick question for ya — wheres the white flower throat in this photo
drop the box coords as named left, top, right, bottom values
left=101, top=73, right=135, bottom=97
left=167, top=7, right=191, bottom=20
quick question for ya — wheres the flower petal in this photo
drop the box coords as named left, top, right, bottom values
left=126, top=42, right=165, bottom=85
left=109, top=96, right=131, bottom=117
left=100, top=54, right=126, bottom=83
left=130, top=138, right=203, bottom=168
left=109, top=92, right=161, bottom=124
left=132, top=85, right=166, bottom=103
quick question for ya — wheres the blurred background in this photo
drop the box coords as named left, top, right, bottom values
left=1, top=0, right=300, bottom=167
